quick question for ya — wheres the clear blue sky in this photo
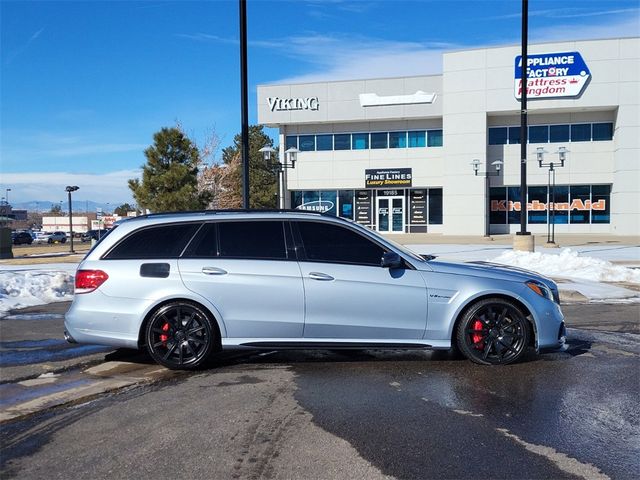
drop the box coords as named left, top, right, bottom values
left=1, top=0, right=638, bottom=205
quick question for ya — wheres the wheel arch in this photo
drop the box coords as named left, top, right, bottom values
left=451, top=293, right=537, bottom=348
left=137, top=298, right=224, bottom=350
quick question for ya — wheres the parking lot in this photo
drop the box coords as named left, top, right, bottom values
left=1, top=302, right=638, bottom=480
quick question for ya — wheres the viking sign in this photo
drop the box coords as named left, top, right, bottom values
left=267, top=97, right=319, bottom=112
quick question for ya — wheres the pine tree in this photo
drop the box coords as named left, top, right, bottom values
left=128, top=127, right=211, bottom=212
left=218, top=125, right=278, bottom=209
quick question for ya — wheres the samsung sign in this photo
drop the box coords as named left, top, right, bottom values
left=267, top=97, right=319, bottom=112
left=515, top=52, right=591, bottom=99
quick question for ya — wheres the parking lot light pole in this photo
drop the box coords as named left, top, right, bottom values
left=260, top=146, right=298, bottom=209
left=66, top=186, right=79, bottom=253
left=536, top=146, right=568, bottom=246
left=472, top=159, right=503, bottom=238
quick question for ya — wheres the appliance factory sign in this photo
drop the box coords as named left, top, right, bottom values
left=514, top=52, right=591, bottom=100
left=365, top=169, right=412, bottom=188
left=267, top=97, right=319, bottom=112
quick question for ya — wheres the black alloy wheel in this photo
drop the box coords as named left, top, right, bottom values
left=145, top=302, right=216, bottom=370
left=456, top=298, right=530, bottom=365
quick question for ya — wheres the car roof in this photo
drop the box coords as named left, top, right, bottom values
left=116, top=209, right=344, bottom=226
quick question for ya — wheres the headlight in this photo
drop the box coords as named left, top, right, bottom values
left=525, top=280, right=554, bottom=302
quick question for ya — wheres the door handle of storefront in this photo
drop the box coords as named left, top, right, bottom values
left=202, top=267, right=228, bottom=275
left=309, top=272, right=334, bottom=281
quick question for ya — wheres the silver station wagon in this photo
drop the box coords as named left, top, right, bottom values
left=65, top=210, right=566, bottom=369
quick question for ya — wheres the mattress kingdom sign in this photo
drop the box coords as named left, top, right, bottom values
left=514, top=52, right=591, bottom=100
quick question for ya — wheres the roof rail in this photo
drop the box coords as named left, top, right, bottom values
left=127, top=208, right=327, bottom=221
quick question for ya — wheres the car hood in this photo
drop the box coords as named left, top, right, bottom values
left=417, top=258, right=555, bottom=286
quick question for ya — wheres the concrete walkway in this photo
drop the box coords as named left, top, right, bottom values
left=384, top=232, right=640, bottom=246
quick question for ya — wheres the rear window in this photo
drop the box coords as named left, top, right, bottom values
left=104, top=223, right=201, bottom=259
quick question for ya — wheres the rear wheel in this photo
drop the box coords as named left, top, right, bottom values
left=456, top=298, right=530, bottom=365
left=145, top=302, right=217, bottom=370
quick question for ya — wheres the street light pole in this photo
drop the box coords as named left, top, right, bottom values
left=239, top=0, right=250, bottom=209
left=259, top=145, right=298, bottom=209
left=536, top=146, right=567, bottom=245
left=65, top=186, right=79, bottom=253
left=472, top=159, right=503, bottom=238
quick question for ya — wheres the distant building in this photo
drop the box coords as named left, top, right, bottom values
left=42, top=216, right=89, bottom=233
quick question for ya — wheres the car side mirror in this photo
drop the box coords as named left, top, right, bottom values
left=381, top=251, right=403, bottom=269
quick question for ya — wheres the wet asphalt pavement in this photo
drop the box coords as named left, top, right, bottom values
left=1, top=302, right=639, bottom=479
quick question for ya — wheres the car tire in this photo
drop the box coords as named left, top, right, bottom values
left=61, top=238, right=66, bottom=243
left=456, top=298, right=530, bottom=366
left=145, top=301, right=218, bottom=370
left=48, top=238, right=53, bottom=244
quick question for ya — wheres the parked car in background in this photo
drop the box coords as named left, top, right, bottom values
left=48, top=231, right=67, bottom=243
left=34, top=231, right=68, bottom=244
left=81, top=229, right=110, bottom=243
left=11, top=231, right=34, bottom=245
left=65, top=210, right=566, bottom=370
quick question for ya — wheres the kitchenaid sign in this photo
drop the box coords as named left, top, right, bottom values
left=514, top=52, right=591, bottom=99
left=267, top=97, right=319, bottom=112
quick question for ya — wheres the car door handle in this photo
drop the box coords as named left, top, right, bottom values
left=202, top=267, right=228, bottom=275
left=309, top=272, right=334, bottom=281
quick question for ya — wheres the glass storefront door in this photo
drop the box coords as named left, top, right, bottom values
left=376, top=196, right=404, bottom=233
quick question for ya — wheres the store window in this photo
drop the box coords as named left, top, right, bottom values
left=352, top=133, right=369, bottom=150
left=591, top=185, right=611, bottom=223
left=299, top=135, right=315, bottom=152
left=529, top=125, right=549, bottom=144
left=508, top=127, right=521, bottom=144
left=489, top=127, right=508, bottom=145
left=571, top=124, right=591, bottom=142
left=316, top=135, right=333, bottom=151
left=389, top=131, right=407, bottom=148
left=427, top=129, right=443, bottom=147
left=334, top=134, right=351, bottom=150
left=550, top=125, right=570, bottom=143
left=408, top=131, right=426, bottom=148
left=488, top=122, right=612, bottom=145
left=338, top=190, right=354, bottom=219
left=428, top=188, right=443, bottom=224
left=569, top=185, right=591, bottom=224
left=592, top=123, right=613, bottom=141
left=552, top=186, right=569, bottom=224
left=489, top=187, right=507, bottom=224
left=285, top=136, right=298, bottom=149
left=528, top=186, right=548, bottom=224
left=370, top=132, right=388, bottom=149
left=507, top=187, right=521, bottom=225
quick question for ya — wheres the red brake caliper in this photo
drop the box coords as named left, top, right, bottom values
left=472, top=319, right=484, bottom=350
left=160, top=323, right=170, bottom=344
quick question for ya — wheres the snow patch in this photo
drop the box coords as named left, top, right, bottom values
left=0, top=271, right=74, bottom=314
left=491, top=248, right=640, bottom=283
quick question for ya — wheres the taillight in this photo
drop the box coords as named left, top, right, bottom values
left=75, top=269, right=109, bottom=294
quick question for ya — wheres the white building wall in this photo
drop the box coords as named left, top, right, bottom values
left=258, top=37, right=640, bottom=236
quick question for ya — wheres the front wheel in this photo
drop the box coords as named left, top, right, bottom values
left=145, top=302, right=217, bottom=370
left=456, top=298, right=530, bottom=365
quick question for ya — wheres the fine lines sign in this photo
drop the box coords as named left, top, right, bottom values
left=514, top=52, right=591, bottom=100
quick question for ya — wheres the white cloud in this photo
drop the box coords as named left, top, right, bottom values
left=1, top=170, right=140, bottom=204
left=268, top=34, right=452, bottom=83
left=531, top=16, right=640, bottom=43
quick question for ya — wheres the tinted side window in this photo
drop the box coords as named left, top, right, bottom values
left=105, top=223, right=200, bottom=259
left=183, top=223, right=218, bottom=257
left=218, top=221, right=287, bottom=259
left=297, top=222, right=385, bottom=266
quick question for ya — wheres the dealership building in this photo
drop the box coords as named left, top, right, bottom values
left=257, top=37, right=639, bottom=236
